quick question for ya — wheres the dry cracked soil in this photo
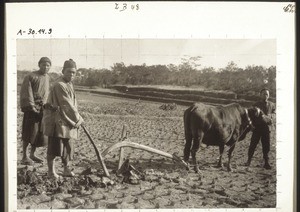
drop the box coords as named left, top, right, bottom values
left=16, top=92, right=276, bottom=209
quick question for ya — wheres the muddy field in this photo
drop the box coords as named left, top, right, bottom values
left=17, top=92, right=276, bottom=209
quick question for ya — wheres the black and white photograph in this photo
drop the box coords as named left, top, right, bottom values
left=5, top=2, right=295, bottom=212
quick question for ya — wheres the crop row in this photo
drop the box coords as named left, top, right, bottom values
left=109, top=85, right=275, bottom=103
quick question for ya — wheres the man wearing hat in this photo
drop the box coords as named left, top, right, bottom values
left=20, top=57, right=51, bottom=165
left=42, top=59, right=84, bottom=178
left=245, top=88, right=276, bottom=169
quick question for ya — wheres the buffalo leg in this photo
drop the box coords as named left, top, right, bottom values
left=183, top=134, right=192, bottom=163
left=218, top=144, right=225, bottom=168
left=227, top=143, right=236, bottom=172
left=183, top=107, right=193, bottom=163
left=191, top=131, right=203, bottom=173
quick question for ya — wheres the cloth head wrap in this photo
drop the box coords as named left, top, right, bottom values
left=38, top=57, right=51, bottom=66
left=63, top=59, right=77, bottom=69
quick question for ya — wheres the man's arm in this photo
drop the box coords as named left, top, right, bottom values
left=262, top=102, right=276, bottom=125
left=271, top=102, right=276, bottom=114
left=53, top=84, right=83, bottom=128
left=20, top=75, right=38, bottom=112
left=269, top=102, right=276, bottom=125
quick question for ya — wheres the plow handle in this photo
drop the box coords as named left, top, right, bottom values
left=82, top=125, right=110, bottom=178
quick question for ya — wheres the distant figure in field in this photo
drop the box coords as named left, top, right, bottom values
left=42, top=59, right=84, bottom=179
left=246, top=88, right=276, bottom=170
left=20, top=57, right=51, bottom=165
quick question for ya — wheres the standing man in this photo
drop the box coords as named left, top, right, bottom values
left=20, top=57, right=51, bottom=165
left=246, top=88, right=276, bottom=169
left=42, top=59, right=84, bottom=179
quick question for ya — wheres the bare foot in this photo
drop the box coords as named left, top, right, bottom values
left=21, top=157, right=34, bottom=165
left=30, top=155, right=43, bottom=163
left=194, top=165, right=200, bottom=173
left=63, top=168, right=75, bottom=177
left=264, top=163, right=271, bottom=170
left=245, top=161, right=251, bottom=167
left=217, top=163, right=224, bottom=168
left=48, top=172, right=59, bottom=179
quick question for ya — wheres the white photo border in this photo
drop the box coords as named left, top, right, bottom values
left=5, top=2, right=296, bottom=212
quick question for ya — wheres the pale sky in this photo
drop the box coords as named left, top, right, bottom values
left=17, top=39, right=276, bottom=72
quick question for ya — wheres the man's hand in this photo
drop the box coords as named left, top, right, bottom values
left=43, top=103, right=58, bottom=111
left=261, top=114, right=273, bottom=125
left=74, top=116, right=84, bottom=128
left=31, top=107, right=39, bottom=114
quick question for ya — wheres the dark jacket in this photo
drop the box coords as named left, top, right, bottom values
left=253, top=100, right=276, bottom=131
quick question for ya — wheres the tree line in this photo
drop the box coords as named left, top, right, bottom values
left=75, top=61, right=276, bottom=96
left=17, top=60, right=276, bottom=97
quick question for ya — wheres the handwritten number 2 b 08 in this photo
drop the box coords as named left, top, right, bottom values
left=115, top=3, right=139, bottom=12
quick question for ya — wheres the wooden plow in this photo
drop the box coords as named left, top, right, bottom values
left=102, top=125, right=189, bottom=173
left=83, top=125, right=189, bottom=178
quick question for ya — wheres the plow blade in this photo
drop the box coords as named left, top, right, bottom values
left=102, top=140, right=189, bottom=169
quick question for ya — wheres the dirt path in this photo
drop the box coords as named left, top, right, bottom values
left=17, top=93, right=276, bottom=209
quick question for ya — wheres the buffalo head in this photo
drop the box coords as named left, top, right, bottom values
left=245, top=106, right=263, bottom=130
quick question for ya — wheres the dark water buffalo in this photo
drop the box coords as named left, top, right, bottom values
left=183, top=102, right=261, bottom=172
